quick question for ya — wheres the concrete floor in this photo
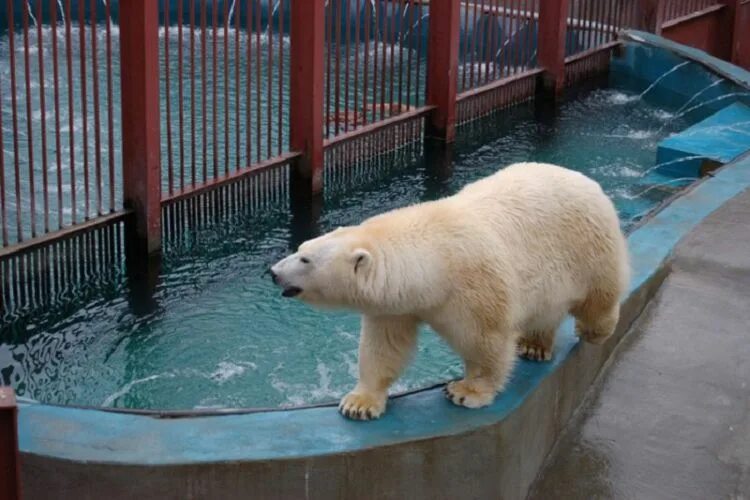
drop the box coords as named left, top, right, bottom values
left=529, top=188, right=750, bottom=500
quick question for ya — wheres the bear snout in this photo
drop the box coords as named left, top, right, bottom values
left=268, top=268, right=279, bottom=285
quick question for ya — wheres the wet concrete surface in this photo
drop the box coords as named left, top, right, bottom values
left=529, top=188, right=750, bottom=500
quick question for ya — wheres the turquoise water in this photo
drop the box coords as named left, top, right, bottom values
left=0, top=79, right=698, bottom=410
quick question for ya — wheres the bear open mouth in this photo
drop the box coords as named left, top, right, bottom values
left=282, top=286, right=302, bottom=298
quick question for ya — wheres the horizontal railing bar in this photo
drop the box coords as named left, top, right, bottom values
left=323, top=106, right=435, bottom=149
left=0, top=211, right=130, bottom=261
left=662, top=3, right=725, bottom=28
left=457, top=68, right=544, bottom=102
left=161, top=152, right=301, bottom=206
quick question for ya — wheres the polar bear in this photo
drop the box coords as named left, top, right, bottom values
left=270, top=162, right=629, bottom=420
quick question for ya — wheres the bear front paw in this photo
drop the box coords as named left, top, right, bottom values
left=444, top=380, right=496, bottom=409
left=339, top=391, right=387, bottom=420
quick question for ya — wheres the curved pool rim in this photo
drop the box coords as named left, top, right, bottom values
left=17, top=31, right=750, bottom=467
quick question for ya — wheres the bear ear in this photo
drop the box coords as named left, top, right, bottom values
left=351, top=248, right=372, bottom=274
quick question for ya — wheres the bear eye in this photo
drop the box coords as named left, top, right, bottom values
left=300, top=257, right=311, bottom=264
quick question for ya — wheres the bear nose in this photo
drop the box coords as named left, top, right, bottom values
left=269, top=269, right=279, bottom=284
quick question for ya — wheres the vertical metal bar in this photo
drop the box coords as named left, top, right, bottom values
left=246, top=0, right=252, bottom=166
left=353, top=0, right=361, bottom=128
left=106, top=0, right=115, bottom=211
left=426, top=0, right=460, bottom=141
left=224, top=0, right=230, bottom=173
left=36, top=0, right=49, bottom=233
left=388, top=0, right=398, bottom=116
left=266, top=0, right=273, bottom=157
left=335, top=0, right=342, bottom=133
left=78, top=0, right=90, bottom=219
left=470, top=0, right=480, bottom=87
left=165, top=0, right=174, bottom=194
left=0, top=387, right=21, bottom=500
left=0, top=59, right=6, bottom=246
left=406, top=0, right=414, bottom=107
left=362, top=0, right=370, bottom=125
left=461, top=1, right=470, bottom=91
left=415, top=0, right=423, bottom=105
left=325, top=0, right=333, bottom=137
left=52, top=0, right=63, bottom=227
left=397, top=1, right=406, bottom=111
left=344, top=0, right=351, bottom=131
left=178, top=0, right=185, bottom=187
left=235, top=0, right=241, bottom=169
left=372, top=0, right=380, bottom=124
left=479, top=0, right=488, bottom=84
left=22, top=0, right=37, bottom=236
left=278, top=0, right=284, bottom=154
left=538, top=0, right=569, bottom=95
left=489, top=0, right=499, bottom=81
left=120, top=0, right=162, bottom=256
left=379, top=0, right=387, bottom=120
left=90, top=0, right=102, bottom=216
left=255, top=0, right=261, bottom=163
left=201, top=0, right=208, bottom=182
left=190, top=0, right=197, bottom=187
left=64, top=0, right=76, bottom=226
left=290, top=0, right=325, bottom=195
left=212, top=0, right=219, bottom=177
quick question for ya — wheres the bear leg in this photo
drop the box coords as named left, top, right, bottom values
left=339, top=314, right=419, bottom=420
left=572, top=289, right=620, bottom=345
left=444, top=332, right=518, bottom=409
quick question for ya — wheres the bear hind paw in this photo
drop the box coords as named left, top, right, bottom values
left=444, top=380, right=496, bottom=409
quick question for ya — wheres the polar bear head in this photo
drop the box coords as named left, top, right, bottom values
left=270, top=226, right=376, bottom=309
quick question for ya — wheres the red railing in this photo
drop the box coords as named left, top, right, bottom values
left=566, top=0, right=638, bottom=57
left=0, top=0, right=746, bottom=316
left=159, top=0, right=291, bottom=198
left=0, top=387, right=20, bottom=500
left=0, top=0, right=122, bottom=247
left=661, top=0, right=719, bottom=22
left=323, top=0, right=429, bottom=138
left=459, top=0, right=541, bottom=93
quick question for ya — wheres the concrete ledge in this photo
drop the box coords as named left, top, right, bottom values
left=17, top=36, right=750, bottom=500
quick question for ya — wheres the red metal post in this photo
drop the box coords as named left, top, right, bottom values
left=426, top=0, right=461, bottom=142
left=119, top=0, right=161, bottom=257
left=290, top=0, right=326, bottom=196
left=637, top=0, right=665, bottom=33
left=724, top=0, right=750, bottom=70
left=0, top=387, right=21, bottom=500
left=537, top=0, right=570, bottom=96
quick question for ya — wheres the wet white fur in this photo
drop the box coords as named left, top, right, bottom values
left=271, top=162, right=629, bottom=420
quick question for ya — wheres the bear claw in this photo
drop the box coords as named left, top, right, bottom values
left=339, top=391, right=386, bottom=421
left=518, top=340, right=553, bottom=362
left=444, top=380, right=495, bottom=409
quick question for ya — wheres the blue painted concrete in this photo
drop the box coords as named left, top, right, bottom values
left=15, top=32, right=750, bottom=467
left=613, top=32, right=750, bottom=114
left=656, top=102, right=750, bottom=177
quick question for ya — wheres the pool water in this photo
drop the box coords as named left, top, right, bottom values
left=0, top=78, right=701, bottom=410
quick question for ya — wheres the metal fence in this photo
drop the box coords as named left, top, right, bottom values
left=459, top=0, right=541, bottom=93
left=566, top=0, right=638, bottom=57
left=1, top=0, right=122, bottom=246
left=323, top=0, right=428, bottom=138
left=661, top=0, right=719, bottom=22
left=159, top=0, right=291, bottom=197
left=0, top=0, right=741, bottom=316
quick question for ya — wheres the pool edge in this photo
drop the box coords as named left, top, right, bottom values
left=15, top=33, right=750, bottom=500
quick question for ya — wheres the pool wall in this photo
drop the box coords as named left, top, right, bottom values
left=14, top=33, right=750, bottom=499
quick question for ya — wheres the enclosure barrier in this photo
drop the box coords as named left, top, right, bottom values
left=1, top=0, right=747, bottom=317
left=0, top=386, right=20, bottom=500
